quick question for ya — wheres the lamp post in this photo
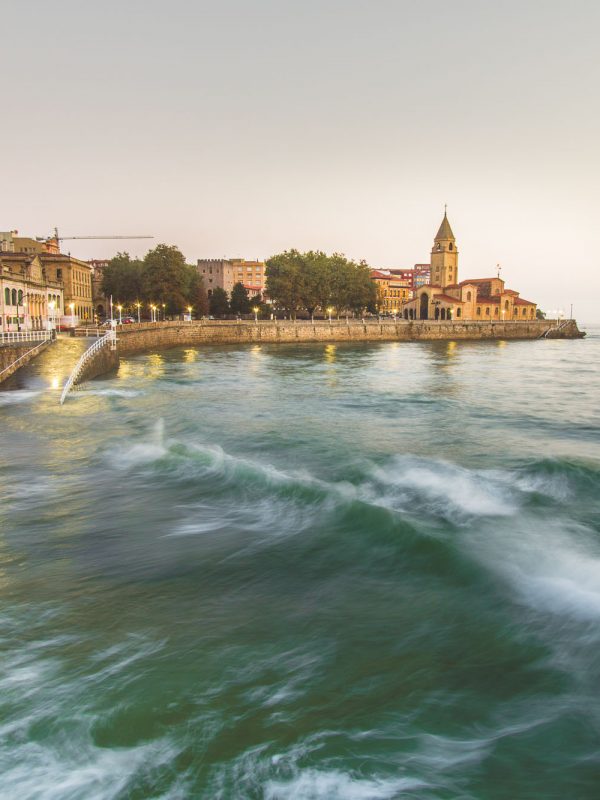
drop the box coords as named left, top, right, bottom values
left=117, top=304, right=123, bottom=325
left=69, top=302, right=75, bottom=328
left=48, top=300, right=55, bottom=331
left=253, top=306, right=259, bottom=323
left=162, top=303, right=166, bottom=321
left=187, top=305, right=193, bottom=322
left=327, top=306, right=333, bottom=323
left=136, top=302, right=141, bottom=324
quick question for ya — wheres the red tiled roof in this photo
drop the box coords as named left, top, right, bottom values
left=513, top=297, right=536, bottom=305
left=459, top=277, right=498, bottom=284
left=370, top=270, right=390, bottom=279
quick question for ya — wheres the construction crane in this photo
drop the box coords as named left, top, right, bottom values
left=51, top=228, right=153, bottom=246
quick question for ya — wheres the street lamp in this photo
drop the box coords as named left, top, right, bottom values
left=253, top=306, right=259, bottom=323
left=136, top=301, right=141, bottom=324
left=162, top=303, right=166, bottom=321
left=187, top=305, right=193, bottom=322
left=150, top=304, right=156, bottom=322
left=327, top=306, right=333, bottom=323
left=69, top=302, right=75, bottom=327
left=48, top=300, right=55, bottom=331
left=117, top=304, right=123, bottom=325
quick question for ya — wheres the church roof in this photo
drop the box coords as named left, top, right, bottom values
left=435, top=212, right=455, bottom=241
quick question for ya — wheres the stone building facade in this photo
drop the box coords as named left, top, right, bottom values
left=401, top=213, right=537, bottom=322
left=40, top=254, right=94, bottom=322
left=0, top=252, right=64, bottom=332
left=197, top=258, right=266, bottom=298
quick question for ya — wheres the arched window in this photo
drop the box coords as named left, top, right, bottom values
left=456, top=307, right=461, bottom=318
left=466, top=291, right=472, bottom=302
left=505, top=300, right=509, bottom=311
left=513, top=307, right=518, bottom=316
left=494, top=307, right=499, bottom=316
left=476, top=306, right=481, bottom=316
left=4, top=288, right=9, bottom=304
left=11, top=288, right=17, bottom=305
left=18, top=290, right=23, bottom=304
left=522, top=308, right=527, bottom=317
left=449, top=242, right=453, bottom=250
left=485, top=307, right=490, bottom=316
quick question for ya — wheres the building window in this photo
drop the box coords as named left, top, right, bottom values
left=466, top=291, right=472, bottom=301
left=449, top=243, right=453, bottom=250
left=522, top=308, right=527, bottom=316
left=4, top=288, right=9, bottom=304
left=485, top=307, right=490, bottom=316
left=456, top=307, right=461, bottom=318
left=476, top=306, right=481, bottom=316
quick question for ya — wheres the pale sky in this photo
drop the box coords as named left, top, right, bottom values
left=2, top=0, right=599, bottom=321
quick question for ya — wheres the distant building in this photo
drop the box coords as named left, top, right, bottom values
left=0, top=231, right=60, bottom=254
left=370, top=270, right=411, bottom=313
left=197, top=258, right=266, bottom=298
left=88, top=259, right=111, bottom=319
left=401, top=212, right=536, bottom=321
left=40, top=254, right=94, bottom=322
left=0, top=252, right=63, bottom=332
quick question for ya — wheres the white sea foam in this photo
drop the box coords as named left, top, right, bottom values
left=0, top=389, right=42, bottom=406
left=370, top=457, right=516, bottom=520
left=0, top=737, right=179, bottom=800
left=264, top=769, right=426, bottom=799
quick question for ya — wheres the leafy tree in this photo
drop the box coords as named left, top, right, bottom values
left=186, top=266, right=209, bottom=317
left=536, top=309, right=546, bottom=319
left=101, top=252, right=144, bottom=305
left=142, top=244, right=188, bottom=314
left=265, top=249, right=306, bottom=318
left=230, top=282, right=251, bottom=315
left=209, top=286, right=229, bottom=317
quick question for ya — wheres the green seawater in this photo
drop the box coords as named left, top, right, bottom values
left=1, top=330, right=599, bottom=799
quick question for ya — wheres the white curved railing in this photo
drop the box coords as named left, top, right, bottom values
left=60, top=330, right=116, bottom=405
left=0, top=330, right=52, bottom=346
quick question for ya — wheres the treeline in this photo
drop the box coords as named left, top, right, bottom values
left=265, top=250, right=376, bottom=318
left=101, top=245, right=209, bottom=317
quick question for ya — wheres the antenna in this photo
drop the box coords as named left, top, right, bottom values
left=497, top=263, right=502, bottom=279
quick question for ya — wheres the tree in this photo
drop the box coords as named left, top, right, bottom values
left=186, top=266, right=209, bottom=317
left=209, top=286, right=229, bottom=317
left=265, top=249, right=306, bottom=318
left=101, top=252, right=144, bottom=305
left=142, top=244, right=188, bottom=315
left=230, top=282, right=251, bottom=315
left=536, top=309, right=546, bottom=319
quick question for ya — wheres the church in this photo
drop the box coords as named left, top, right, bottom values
left=401, top=212, right=537, bottom=322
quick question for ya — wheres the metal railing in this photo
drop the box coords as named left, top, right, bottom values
left=60, top=330, right=116, bottom=405
left=0, top=339, right=51, bottom=382
left=0, top=330, right=53, bottom=346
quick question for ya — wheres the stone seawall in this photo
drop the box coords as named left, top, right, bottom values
left=115, top=318, right=583, bottom=356
left=0, top=341, right=52, bottom=385
left=76, top=342, right=120, bottom=386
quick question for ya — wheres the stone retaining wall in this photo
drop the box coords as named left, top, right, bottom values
left=76, top=343, right=120, bottom=386
left=0, top=341, right=52, bottom=384
left=115, top=319, right=583, bottom=356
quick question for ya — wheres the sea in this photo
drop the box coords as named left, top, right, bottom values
left=1, top=327, right=599, bottom=799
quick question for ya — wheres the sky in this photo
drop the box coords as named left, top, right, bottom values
left=2, top=0, right=599, bottom=321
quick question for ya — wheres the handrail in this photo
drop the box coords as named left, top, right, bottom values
left=0, top=330, right=52, bottom=346
left=59, top=330, right=116, bottom=405
left=0, top=339, right=50, bottom=381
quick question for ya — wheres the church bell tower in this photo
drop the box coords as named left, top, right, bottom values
left=430, top=209, right=458, bottom=288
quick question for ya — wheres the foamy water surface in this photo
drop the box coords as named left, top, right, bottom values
left=1, top=331, right=599, bottom=798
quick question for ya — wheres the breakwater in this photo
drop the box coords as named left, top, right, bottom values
left=113, top=318, right=583, bottom=356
